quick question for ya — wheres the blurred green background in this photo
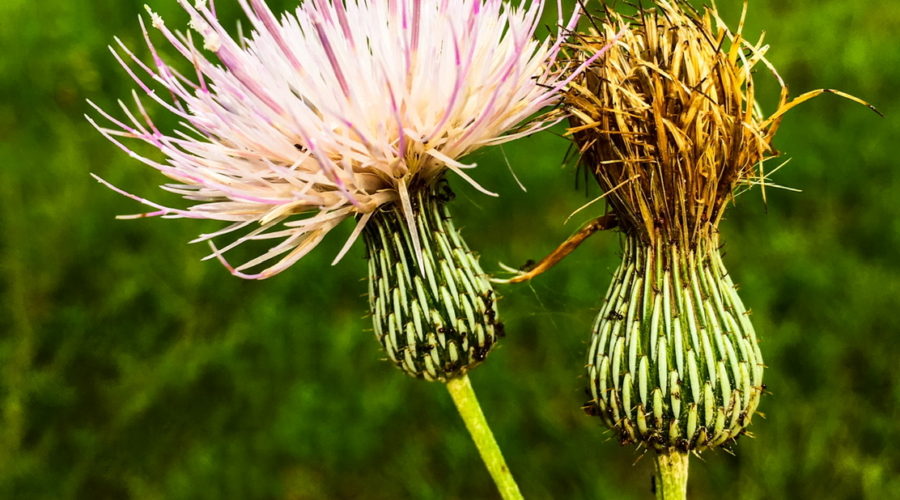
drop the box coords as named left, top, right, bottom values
left=1, top=0, right=898, bottom=498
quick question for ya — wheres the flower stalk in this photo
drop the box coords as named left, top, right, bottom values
left=654, top=450, right=689, bottom=500
left=446, top=375, right=523, bottom=500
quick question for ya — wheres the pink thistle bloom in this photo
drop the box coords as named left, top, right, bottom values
left=91, top=0, right=607, bottom=279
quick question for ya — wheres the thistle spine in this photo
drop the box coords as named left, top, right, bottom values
left=585, top=236, right=763, bottom=451
left=364, top=182, right=502, bottom=382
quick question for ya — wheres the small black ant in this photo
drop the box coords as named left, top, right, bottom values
left=436, top=182, right=455, bottom=203
left=582, top=402, right=601, bottom=417
left=606, top=310, right=625, bottom=321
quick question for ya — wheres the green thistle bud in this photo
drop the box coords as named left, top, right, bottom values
left=584, top=236, right=763, bottom=451
left=363, top=180, right=503, bottom=382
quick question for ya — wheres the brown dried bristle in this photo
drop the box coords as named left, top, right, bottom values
left=566, top=0, right=823, bottom=246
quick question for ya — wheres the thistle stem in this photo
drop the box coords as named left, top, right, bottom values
left=654, top=450, right=689, bottom=500
left=445, top=375, right=523, bottom=500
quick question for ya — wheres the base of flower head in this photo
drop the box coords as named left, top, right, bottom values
left=364, top=180, right=503, bottom=382
left=584, top=236, right=764, bottom=452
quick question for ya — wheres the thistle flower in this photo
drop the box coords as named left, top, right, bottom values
left=563, top=0, right=875, bottom=496
left=92, top=2, right=603, bottom=496
left=90, top=0, right=605, bottom=379
left=569, top=2, right=769, bottom=454
left=90, top=0, right=586, bottom=279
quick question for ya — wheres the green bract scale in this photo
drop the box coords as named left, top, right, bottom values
left=585, top=236, right=763, bottom=451
left=364, top=181, right=503, bottom=382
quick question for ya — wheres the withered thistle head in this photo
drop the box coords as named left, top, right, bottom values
left=569, top=0, right=874, bottom=456
left=564, top=0, right=807, bottom=454
left=567, top=0, right=800, bottom=246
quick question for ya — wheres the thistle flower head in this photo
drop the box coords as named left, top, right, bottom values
left=566, top=0, right=795, bottom=246
left=568, top=0, right=782, bottom=454
left=567, top=0, right=873, bottom=460
left=92, top=0, right=587, bottom=278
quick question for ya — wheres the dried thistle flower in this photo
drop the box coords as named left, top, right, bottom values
left=563, top=0, right=876, bottom=495
left=568, top=0, right=770, bottom=452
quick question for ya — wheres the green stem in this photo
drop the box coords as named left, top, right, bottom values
left=445, top=375, right=523, bottom=500
left=654, top=449, right=689, bottom=500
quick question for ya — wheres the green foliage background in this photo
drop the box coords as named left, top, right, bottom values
left=1, top=0, right=898, bottom=498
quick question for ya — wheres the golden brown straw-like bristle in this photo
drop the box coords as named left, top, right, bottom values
left=500, top=0, right=875, bottom=284
left=566, top=0, right=815, bottom=246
